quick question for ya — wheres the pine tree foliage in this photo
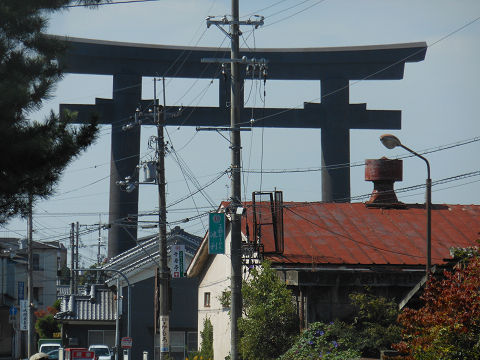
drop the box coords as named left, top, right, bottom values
left=0, top=0, right=109, bottom=222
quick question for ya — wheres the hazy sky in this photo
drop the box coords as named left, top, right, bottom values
left=3, top=0, right=479, bottom=266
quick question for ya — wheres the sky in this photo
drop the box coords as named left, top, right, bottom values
left=2, top=0, right=480, bottom=266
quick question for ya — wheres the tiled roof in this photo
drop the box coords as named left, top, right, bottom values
left=103, top=226, right=201, bottom=274
left=244, top=202, right=480, bottom=266
left=56, top=290, right=116, bottom=322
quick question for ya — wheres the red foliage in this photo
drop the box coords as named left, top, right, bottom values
left=34, top=305, right=58, bottom=319
left=394, top=256, right=480, bottom=358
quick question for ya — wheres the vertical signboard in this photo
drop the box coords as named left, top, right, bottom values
left=171, top=245, right=185, bottom=278
left=209, top=212, right=225, bottom=254
left=19, top=299, right=28, bottom=331
left=160, top=315, right=169, bottom=353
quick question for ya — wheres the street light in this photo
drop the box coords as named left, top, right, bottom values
left=380, top=134, right=431, bottom=274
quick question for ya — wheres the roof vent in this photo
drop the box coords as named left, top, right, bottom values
left=365, top=157, right=405, bottom=208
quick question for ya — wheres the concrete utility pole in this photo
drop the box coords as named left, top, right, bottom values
left=70, top=223, right=75, bottom=295
left=156, top=78, right=170, bottom=360
left=75, top=221, right=80, bottom=294
left=27, top=195, right=33, bottom=359
left=229, top=2, right=242, bottom=359
left=204, top=3, right=264, bottom=359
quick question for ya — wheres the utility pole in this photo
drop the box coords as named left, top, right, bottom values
left=115, top=78, right=172, bottom=360
left=203, top=4, right=264, bottom=359
left=75, top=221, right=79, bottom=294
left=229, top=2, right=242, bottom=359
left=98, top=216, right=102, bottom=265
left=70, top=223, right=75, bottom=295
left=27, top=194, right=33, bottom=359
left=156, top=78, right=170, bottom=360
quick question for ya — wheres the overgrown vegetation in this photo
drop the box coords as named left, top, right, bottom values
left=238, top=261, right=298, bottom=360
left=393, top=251, right=480, bottom=359
left=279, top=291, right=401, bottom=359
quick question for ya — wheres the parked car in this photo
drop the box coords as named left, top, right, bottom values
left=46, top=349, right=59, bottom=360
left=88, top=345, right=112, bottom=360
left=38, top=344, right=61, bottom=355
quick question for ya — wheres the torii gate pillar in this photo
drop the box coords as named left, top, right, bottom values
left=321, top=78, right=351, bottom=202
left=108, top=74, right=141, bottom=256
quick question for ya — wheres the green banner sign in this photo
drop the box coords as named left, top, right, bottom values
left=209, top=212, right=225, bottom=254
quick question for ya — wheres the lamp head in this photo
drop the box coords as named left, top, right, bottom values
left=380, top=134, right=402, bottom=149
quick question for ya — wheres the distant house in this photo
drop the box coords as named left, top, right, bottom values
left=55, top=286, right=117, bottom=349
left=187, top=159, right=480, bottom=360
left=0, top=238, right=67, bottom=359
left=99, top=226, right=202, bottom=360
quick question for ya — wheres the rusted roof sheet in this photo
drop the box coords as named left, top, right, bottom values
left=244, top=202, right=480, bottom=266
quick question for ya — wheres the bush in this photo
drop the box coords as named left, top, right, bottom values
left=279, top=321, right=361, bottom=360
left=394, top=255, right=480, bottom=360
left=349, top=292, right=402, bottom=357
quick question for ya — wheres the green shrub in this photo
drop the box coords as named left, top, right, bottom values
left=279, top=321, right=361, bottom=360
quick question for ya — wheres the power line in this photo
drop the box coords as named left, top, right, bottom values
left=64, top=0, right=161, bottom=8
left=242, top=136, right=480, bottom=174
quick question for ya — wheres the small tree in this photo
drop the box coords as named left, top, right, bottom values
left=34, top=299, right=61, bottom=338
left=238, top=261, right=298, bottom=360
left=194, top=317, right=214, bottom=360
left=394, top=254, right=480, bottom=359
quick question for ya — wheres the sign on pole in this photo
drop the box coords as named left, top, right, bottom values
left=19, top=299, right=28, bottom=331
left=121, top=337, right=133, bottom=349
left=209, top=212, right=225, bottom=254
left=171, top=245, right=185, bottom=278
left=159, top=315, right=169, bottom=353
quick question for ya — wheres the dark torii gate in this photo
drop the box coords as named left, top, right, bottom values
left=59, top=37, right=427, bottom=257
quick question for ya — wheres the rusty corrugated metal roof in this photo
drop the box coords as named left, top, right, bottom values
left=244, top=202, right=480, bottom=266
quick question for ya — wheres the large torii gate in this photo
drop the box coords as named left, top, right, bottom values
left=59, top=37, right=426, bottom=257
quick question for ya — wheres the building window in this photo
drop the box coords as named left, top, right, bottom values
left=187, top=331, right=198, bottom=353
left=204, top=292, right=211, bottom=308
left=33, top=254, right=40, bottom=271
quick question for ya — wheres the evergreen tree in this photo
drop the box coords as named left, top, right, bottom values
left=238, top=261, right=298, bottom=360
left=0, top=0, right=108, bottom=222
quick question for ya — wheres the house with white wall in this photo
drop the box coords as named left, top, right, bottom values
left=187, top=161, right=480, bottom=359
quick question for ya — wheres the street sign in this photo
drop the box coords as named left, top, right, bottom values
left=209, top=212, right=225, bottom=254
left=121, top=337, right=133, bottom=349
left=19, top=300, right=28, bottom=331
left=9, top=306, right=18, bottom=316
left=171, top=245, right=185, bottom=278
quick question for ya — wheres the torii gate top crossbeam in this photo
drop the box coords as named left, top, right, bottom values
left=58, top=36, right=426, bottom=79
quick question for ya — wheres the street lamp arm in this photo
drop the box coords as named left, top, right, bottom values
left=399, top=144, right=431, bottom=180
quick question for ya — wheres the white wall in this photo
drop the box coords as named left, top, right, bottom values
left=197, top=229, right=232, bottom=360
